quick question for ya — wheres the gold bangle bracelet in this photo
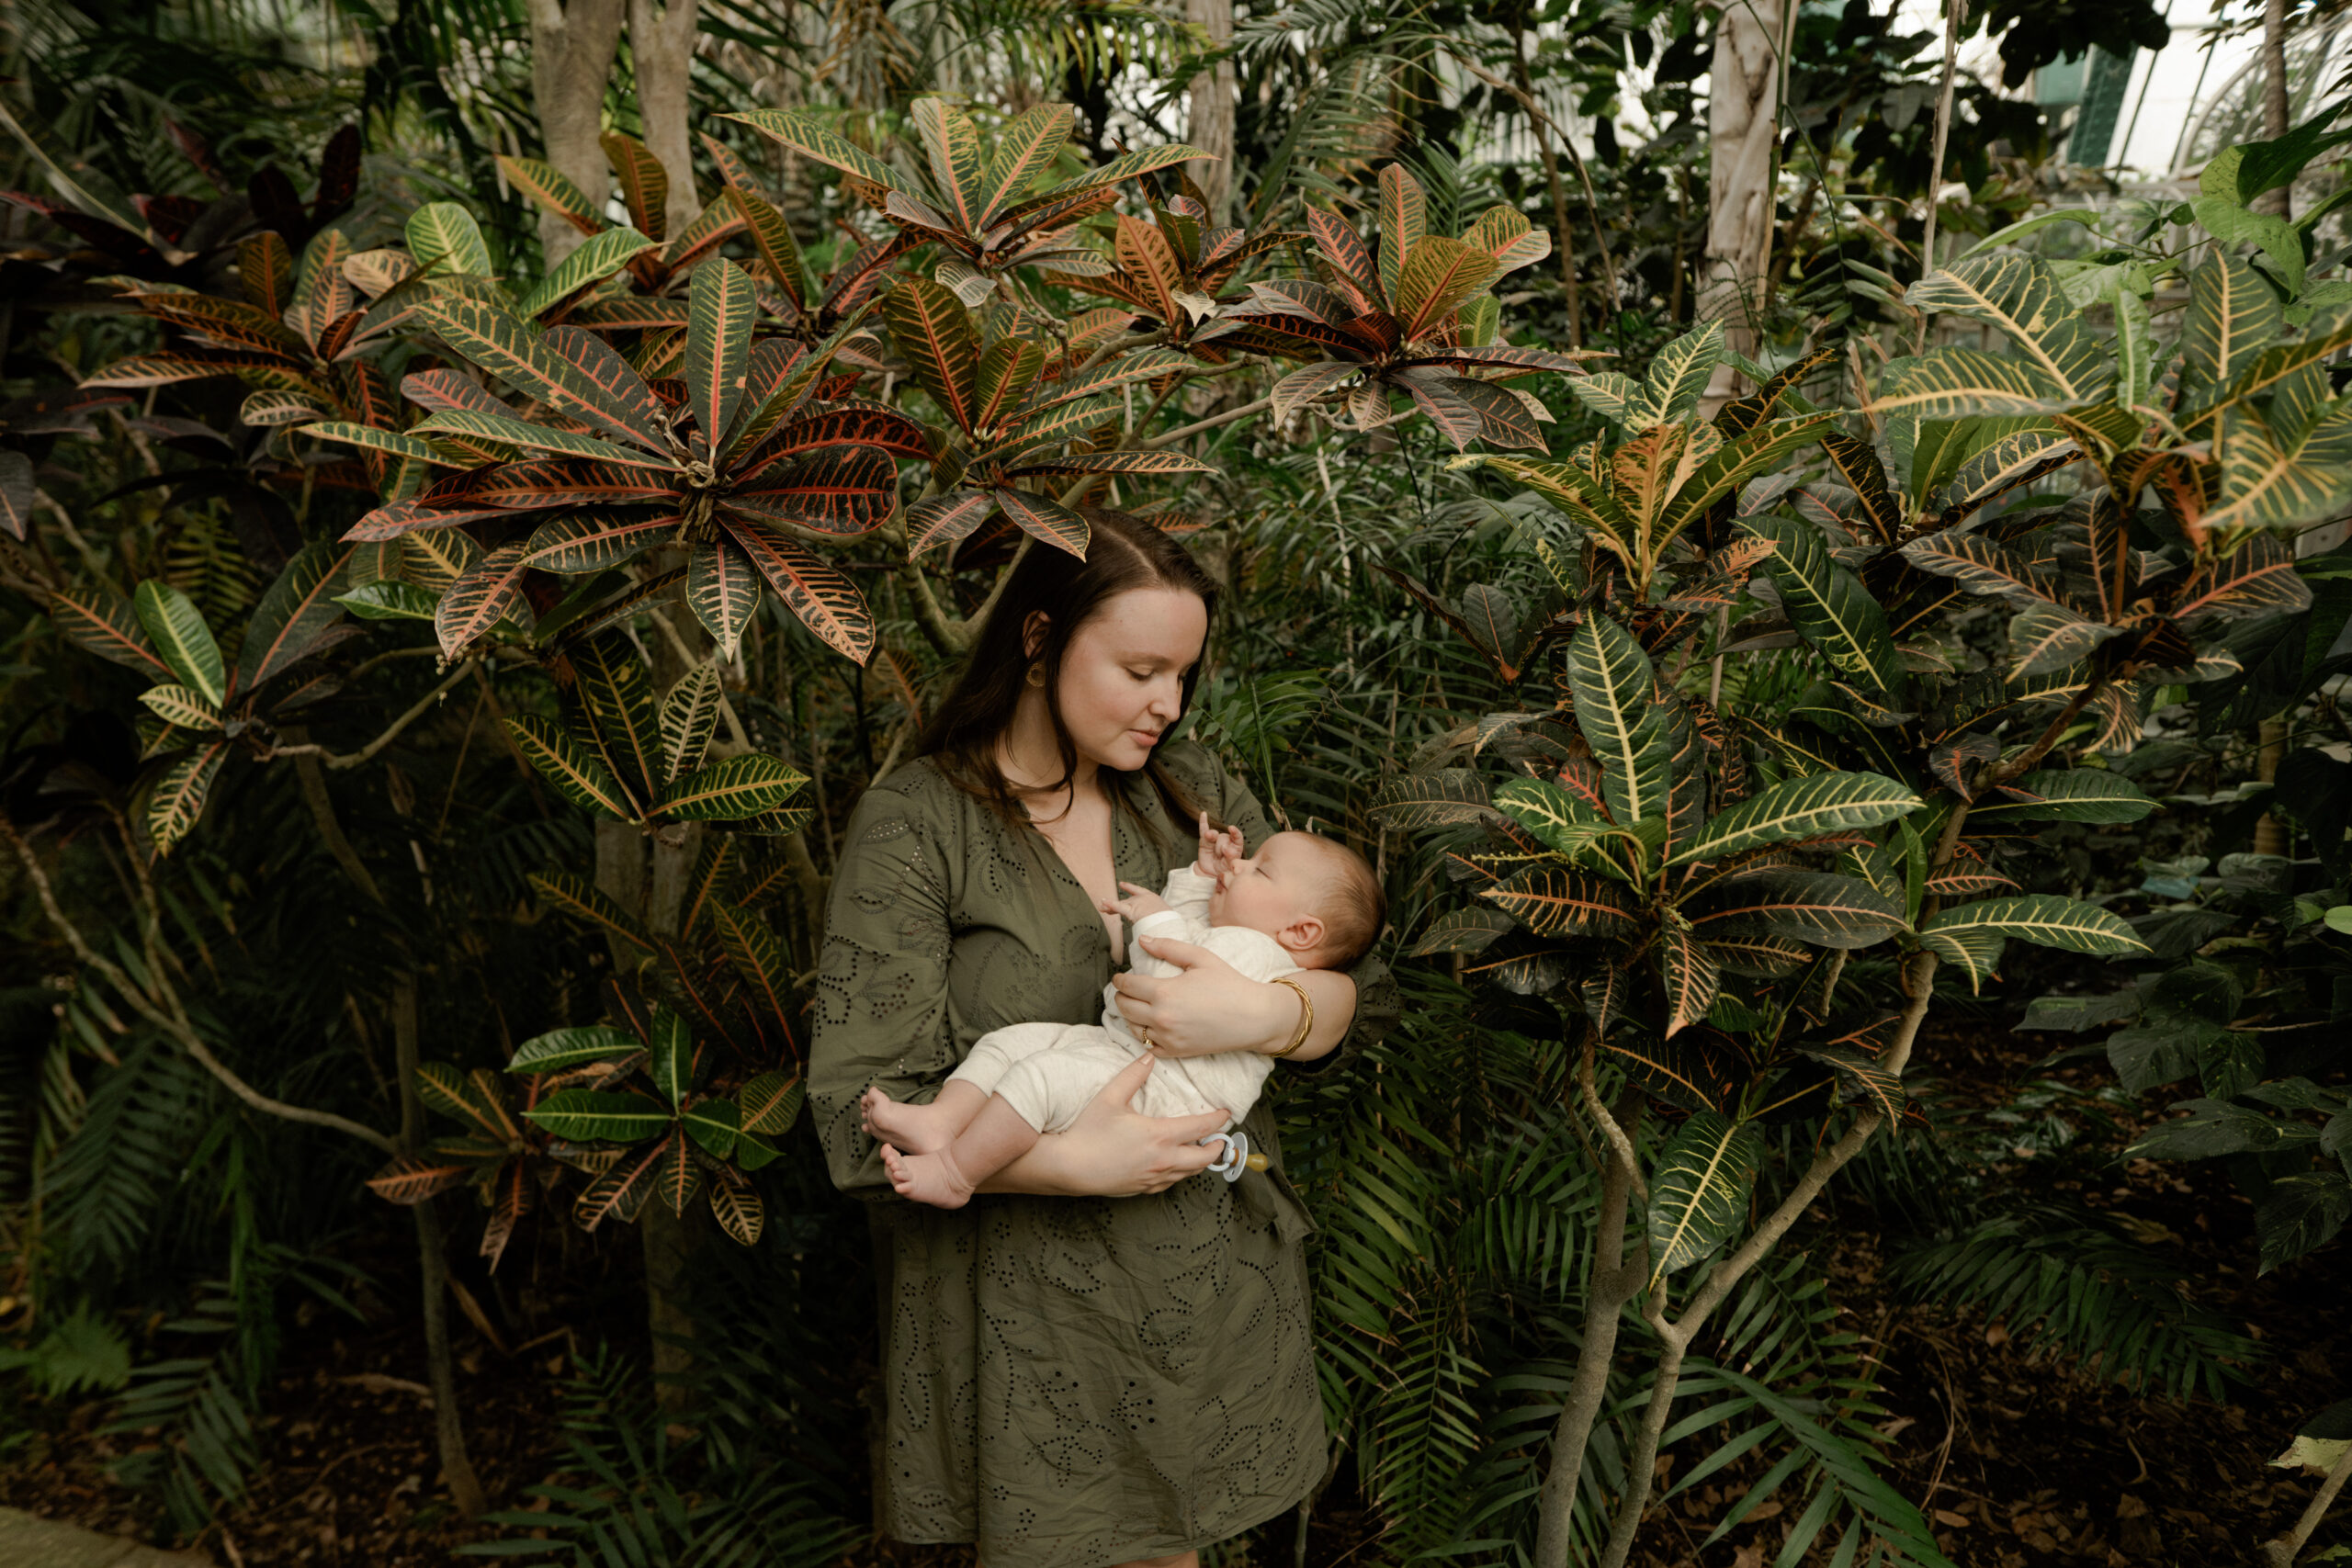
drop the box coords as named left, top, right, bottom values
left=1267, top=977, right=1314, bottom=1059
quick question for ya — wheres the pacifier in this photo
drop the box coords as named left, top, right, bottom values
left=1198, top=1130, right=1269, bottom=1182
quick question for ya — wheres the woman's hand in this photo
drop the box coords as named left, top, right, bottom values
left=977, top=1055, right=1227, bottom=1197
left=1113, top=935, right=1292, bottom=1058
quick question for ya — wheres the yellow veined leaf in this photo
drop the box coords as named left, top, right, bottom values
left=147, top=739, right=230, bottom=855
left=138, top=684, right=222, bottom=731
left=660, top=753, right=808, bottom=821
left=406, top=202, right=493, bottom=278
left=131, top=580, right=225, bottom=705
left=1645, top=1111, right=1763, bottom=1283
left=504, top=713, right=638, bottom=818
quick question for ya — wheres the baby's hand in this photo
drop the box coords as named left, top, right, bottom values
left=1100, top=881, right=1171, bottom=922
left=1194, top=811, right=1244, bottom=880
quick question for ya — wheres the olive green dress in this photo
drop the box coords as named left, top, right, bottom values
left=809, top=741, right=1396, bottom=1568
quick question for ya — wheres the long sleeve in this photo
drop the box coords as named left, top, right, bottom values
left=808, top=785, right=957, bottom=1201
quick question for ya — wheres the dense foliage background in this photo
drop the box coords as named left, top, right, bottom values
left=4, top=0, right=2350, bottom=1564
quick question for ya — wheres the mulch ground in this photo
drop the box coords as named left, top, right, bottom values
left=4, top=1018, right=2346, bottom=1567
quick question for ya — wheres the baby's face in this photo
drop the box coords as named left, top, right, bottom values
left=1208, top=832, right=1329, bottom=942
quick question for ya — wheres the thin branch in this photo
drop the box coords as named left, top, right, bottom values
left=3, top=813, right=398, bottom=1155
left=264, top=663, right=476, bottom=770
left=1447, top=51, right=1621, bottom=314
left=1144, top=394, right=1274, bottom=450
left=1917, top=0, right=1966, bottom=346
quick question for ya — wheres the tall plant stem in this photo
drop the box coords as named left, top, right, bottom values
left=1533, top=1085, right=1645, bottom=1568
left=1449, top=53, right=1620, bottom=318
left=1917, top=0, right=1967, bottom=348
left=293, top=754, right=489, bottom=1515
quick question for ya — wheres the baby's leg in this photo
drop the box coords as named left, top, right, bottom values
left=861, top=1079, right=987, bottom=1155
left=881, top=1096, right=1043, bottom=1210
left=862, top=1021, right=1069, bottom=1154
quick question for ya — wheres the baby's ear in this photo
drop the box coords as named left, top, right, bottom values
left=1276, top=913, right=1326, bottom=955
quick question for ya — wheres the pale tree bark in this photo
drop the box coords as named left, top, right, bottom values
left=2252, top=0, right=2298, bottom=854
left=1698, top=0, right=1790, bottom=409
left=630, top=0, right=704, bottom=237
left=1186, top=0, right=1237, bottom=222
left=529, top=0, right=629, bottom=265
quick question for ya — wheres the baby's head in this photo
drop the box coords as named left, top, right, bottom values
left=1207, top=830, right=1386, bottom=969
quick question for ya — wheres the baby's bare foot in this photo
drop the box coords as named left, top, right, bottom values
left=880, top=1144, right=973, bottom=1210
left=863, top=1086, right=956, bottom=1154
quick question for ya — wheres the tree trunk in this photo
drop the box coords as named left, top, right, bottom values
left=1698, top=0, right=1786, bottom=407
left=529, top=0, right=629, bottom=265
left=1185, top=0, right=1237, bottom=221
left=629, top=0, right=704, bottom=236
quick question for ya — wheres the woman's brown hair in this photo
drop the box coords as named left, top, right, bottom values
left=918, top=508, right=1217, bottom=839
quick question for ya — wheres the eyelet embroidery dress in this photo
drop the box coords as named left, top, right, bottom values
left=809, top=742, right=1397, bottom=1568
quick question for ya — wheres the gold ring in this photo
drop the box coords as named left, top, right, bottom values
left=1137, top=1025, right=1152, bottom=1049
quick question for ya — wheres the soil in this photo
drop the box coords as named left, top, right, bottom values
left=3, top=1018, right=2345, bottom=1568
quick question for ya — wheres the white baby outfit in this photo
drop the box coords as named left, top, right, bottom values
left=947, top=865, right=1299, bottom=1134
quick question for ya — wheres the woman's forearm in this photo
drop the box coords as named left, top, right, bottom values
left=1256, top=970, right=1354, bottom=1065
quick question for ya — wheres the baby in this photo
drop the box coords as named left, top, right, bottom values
left=860, top=812, right=1385, bottom=1209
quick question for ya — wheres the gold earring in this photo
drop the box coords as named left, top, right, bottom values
left=1025, top=661, right=1046, bottom=688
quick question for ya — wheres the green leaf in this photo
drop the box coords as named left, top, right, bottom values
left=1367, top=769, right=1496, bottom=828
left=687, top=260, right=759, bottom=452
left=132, top=581, right=225, bottom=705
left=1493, top=776, right=1621, bottom=867
left=660, top=665, right=723, bottom=783
left=527, top=1089, right=672, bottom=1143
left=647, top=1007, right=693, bottom=1107
left=2177, top=255, right=2282, bottom=404
left=235, top=542, right=348, bottom=693
left=406, top=202, right=493, bottom=277
left=1740, top=515, right=1905, bottom=697
left=683, top=1096, right=740, bottom=1159
left=1921, top=894, right=2149, bottom=957
left=1646, top=1111, right=1763, bottom=1282
left=1477, top=866, right=1641, bottom=939
left=417, top=295, right=673, bottom=453
left=334, top=581, right=439, bottom=621
left=2192, top=196, right=2306, bottom=297
left=1566, top=613, right=1672, bottom=828
left=147, top=740, right=228, bottom=855
left=724, top=109, right=901, bottom=192
left=1628, top=319, right=1723, bottom=427
left=2256, top=1173, right=2350, bottom=1273
left=517, top=227, right=657, bottom=318
left=138, top=684, right=223, bottom=731
left=410, top=409, right=672, bottom=469
left=738, top=1071, right=804, bottom=1135
left=507, top=1025, right=640, bottom=1074
left=662, top=754, right=808, bottom=821
left=1694, top=871, right=1907, bottom=951
left=503, top=714, right=638, bottom=818
left=1667, top=772, right=1921, bottom=867
left=1972, top=770, right=2157, bottom=824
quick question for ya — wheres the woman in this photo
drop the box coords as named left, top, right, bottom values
left=809, top=509, right=1397, bottom=1568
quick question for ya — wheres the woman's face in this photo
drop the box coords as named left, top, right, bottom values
left=1043, top=586, right=1208, bottom=773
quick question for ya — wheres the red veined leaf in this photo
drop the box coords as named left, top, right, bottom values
left=975, top=103, right=1075, bottom=225
left=1271, top=360, right=1359, bottom=422
left=147, top=740, right=229, bottom=855
left=2172, top=534, right=2310, bottom=628
left=1700, top=931, right=1813, bottom=976
left=1396, top=344, right=1592, bottom=377
left=1303, top=207, right=1381, bottom=311
left=719, top=339, right=812, bottom=460
left=400, top=367, right=510, bottom=417
left=135, top=292, right=308, bottom=357
left=910, top=96, right=988, bottom=231
left=658, top=196, right=745, bottom=272
left=745, top=403, right=931, bottom=467
left=730, top=446, right=898, bottom=535
left=1657, top=923, right=1720, bottom=1039
left=574, top=1138, right=668, bottom=1230
left=469, top=460, right=681, bottom=510
left=994, top=487, right=1090, bottom=557
left=435, top=541, right=533, bottom=659
left=366, top=1152, right=477, bottom=1204
left=235, top=542, right=350, bottom=692
left=818, top=229, right=922, bottom=318
left=707, top=1168, right=763, bottom=1243
left=571, top=297, right=692, bottom=330
left=710, top=901, right=795, bottom=1030
left=524, top=513, right=677, bottom=573
left=687, top=537, right=763, bottom=660
left=1114, top=213, right=1182, bottom=323
left=1376, top=163, right=1426, bottom=307
left=240, top=231, right=295, bottom=316
left=686, top=260, right=758, bottom=446
left=882, top=276, right=981, bottom=436
left=340, top=500, right=515, bottom=542
left=1690, top=870, right=1906, bottom=950
left=972, top=337, right=1046, bottom=434
left=480, top=1159, right=535, bottom=1270
left=419, top=296, right=671, bottom=453
left=543, top=324, right=673, bottom=437
left=904, top=491, right=997, bottom=557
left=82, top=351, right=287, bottom=388
left=415, top=1063, right=522, bottom=1142
left=1476, top=867, right=1640, bottom=938
left=1004, top=448, right=1215, bottom=479
left=528, top=870, right=656, bottom=954
left=600, top=130, right=668, bottom=240
left=498, top=153, right=603, bottom=235
left=726, top=184, right=808, bottom=307
left=1014, top=347, right=1191, bottom=418
left=723, top=518, right=876, bottom=662
left=48, top=588, right=175, bottom=678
